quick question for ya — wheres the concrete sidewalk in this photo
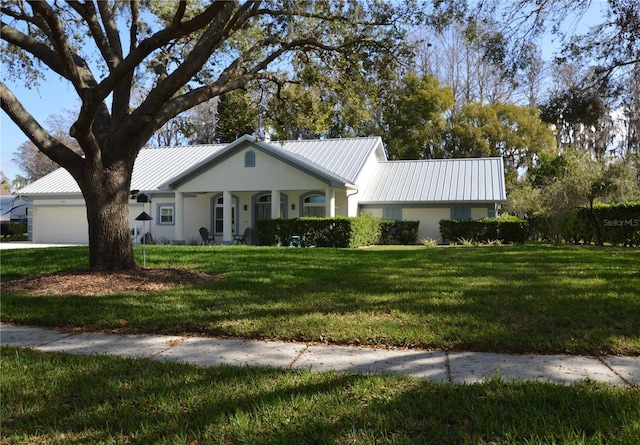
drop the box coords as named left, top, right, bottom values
left=1, top=323, right=638, bottom=386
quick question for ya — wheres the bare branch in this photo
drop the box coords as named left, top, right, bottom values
left=92, top=1, right=232, bottom=106
left=67, top=1, right=122, bottom=71
left=28, top=1, right=88, bottom=92
left=1, top=21, right=68, bottom=77
left=96, top=0, right=124, bottom=59
left=0, top=81, right=83, bottom=174
left=172, top=1, right=187, bottom=25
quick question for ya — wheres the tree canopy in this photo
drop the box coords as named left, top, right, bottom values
left=1, top=0, right=425, bottom=270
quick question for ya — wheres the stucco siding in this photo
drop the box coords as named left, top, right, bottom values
left=402, top=207, right=451, bottom=242
left=471, top=206, right=491, bottom=219
left=178, top=149, right=330, bottom=192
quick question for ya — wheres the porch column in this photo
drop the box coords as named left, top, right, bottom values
left=223, top=190, right=232, bottom=243
left=174, top=191, right=184, bottom=241
left=326, top=188, right=336, bottom=217
left=271, top=190, right=281, bottom=219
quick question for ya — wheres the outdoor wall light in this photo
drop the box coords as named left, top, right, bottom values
left=291, top=204, right=295, bottom=210
left=243, top=204, right=248, bottom=211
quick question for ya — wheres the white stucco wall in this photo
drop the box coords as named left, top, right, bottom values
left=402, top=208, right=451, bottom=242
left=178, top=148, right=331, bottom=192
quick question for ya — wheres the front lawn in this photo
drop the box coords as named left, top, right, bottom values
left=2, top=243, right=638, bottom=356
left=2, top=347, right=639, bottom=445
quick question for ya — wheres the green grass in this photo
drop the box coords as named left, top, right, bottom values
left=2, top=347, right=639, bottom=445
left=2, top=243, right=639, bottom=356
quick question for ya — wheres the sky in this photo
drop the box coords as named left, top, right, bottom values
left=0, top=1, right=607, bottom=184
left=1, top=80, right=80, bottom=181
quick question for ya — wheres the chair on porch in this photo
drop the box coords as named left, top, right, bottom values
left=233, top=227, right=251, bottom=245
left=199, top=227, right=215, bottom=245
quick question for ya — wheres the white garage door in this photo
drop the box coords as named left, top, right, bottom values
left=33, top=206, right=88, bottom=243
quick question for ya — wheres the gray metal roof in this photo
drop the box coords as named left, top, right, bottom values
left=359, top=157, right=506, bottom=203
left=17, top=137, right=506, bottom=204
left=18, top=137, right=382, bottom=195
left=18, top=144, right=225, bottom=195
left=279, top=137, right=383, bottom=184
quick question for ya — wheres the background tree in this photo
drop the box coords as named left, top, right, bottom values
left=413, top=21, right=524, bottom=114
left=1, top=0, right=424, bottom=270
left=11, top=113, right=82, bottom=182
left=215, top=89, right=259, bottom=143
left=447, top=102, right=556, bottom=184
left=0, top=172, right=11, bottom=192
left=383, top=72, right=454, bottom=159
left=509, top=150, right=639, bottom=245
left=187, top=98, right=218, bottom=144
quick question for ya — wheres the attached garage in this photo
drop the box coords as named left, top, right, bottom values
left=32, top=203, right=88, bottom=244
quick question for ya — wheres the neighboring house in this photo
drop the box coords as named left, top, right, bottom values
left=17, top=135, right=506, bottom=244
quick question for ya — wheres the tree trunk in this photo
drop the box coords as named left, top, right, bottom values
left=80, top=161, right=138, bottom=271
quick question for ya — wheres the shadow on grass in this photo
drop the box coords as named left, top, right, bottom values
left=2, top=245, right=639, bottom=355
left=3, top=347, right=639, bottom=444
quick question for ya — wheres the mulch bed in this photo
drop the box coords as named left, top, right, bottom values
left=1, top=268, right=218, bottom=296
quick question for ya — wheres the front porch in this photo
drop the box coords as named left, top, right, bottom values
left=170, top=188, right=354, bottom=244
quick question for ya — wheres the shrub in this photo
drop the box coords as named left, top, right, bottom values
left=2, top=222, right=27, bottom=241
left=582, top=202, right=640, bottom=246
left=256, top=217, right=418, bottom=247
left=439, top=216, right=528, bottom=244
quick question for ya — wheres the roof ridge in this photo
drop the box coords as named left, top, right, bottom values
left=381, top=157, right=503, bottom=164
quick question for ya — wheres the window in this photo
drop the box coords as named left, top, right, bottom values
left=451, top=206, right=471, bottom=220
left=157, top=204, right=174, bottom=225
left=213, top=196, right=237, bottom=234
left=302, top=193, right=325, bottom=217
left=244, top=150, right=255, bottom=167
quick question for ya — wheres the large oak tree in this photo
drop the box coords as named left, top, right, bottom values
left=1, top=0, right=423, bottom=270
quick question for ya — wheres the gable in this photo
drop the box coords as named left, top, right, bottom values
left=162, top=136, right=358, bottom=191
left=169, top=143, right=340, bottom=192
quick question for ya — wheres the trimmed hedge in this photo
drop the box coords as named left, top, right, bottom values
left=256, top=217, right=419, bottom=247
left=579, top=202, right=640, bottom=246
left=526, top=202, right=640, bottom=246
left=439, top=216, right=528, bottom=244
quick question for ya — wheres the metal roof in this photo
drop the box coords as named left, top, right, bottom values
left=279, top=137, right=383, bottom=184
left=17, top=137, right=382, bottom=195
left=359, top=157, right=506, bottom=203
left=18, top=144, right=225, bottom=195
left=17, top=138, right=506, bottom=204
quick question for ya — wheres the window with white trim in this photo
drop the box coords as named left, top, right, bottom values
left=158, top=204, right=174, bottom=225
left=302, top=193, right=325, bottom=217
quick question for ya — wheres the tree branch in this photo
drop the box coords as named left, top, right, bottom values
left=96, top=0, right=124, bottom=59
left=0, top=82, right=84, bottom=174
left=67, top=0, right=122, bottom=71
left=92, top=1, right=232, bottom=105
left=28, top=1, right=88, bottom=92
left=172, top=1, right=187, bottom=25
left=1, top=21, right=72, bottom=80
